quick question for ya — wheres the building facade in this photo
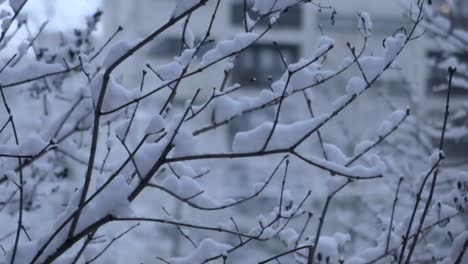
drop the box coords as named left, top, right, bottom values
left=97, top=0, right=467, bottom=262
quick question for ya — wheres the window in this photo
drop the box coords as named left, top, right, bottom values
left=373, top=75, right=409, bottom=97
left=230, top=2, right=302, bottom=28
left=148, top=37, right=181, bottom=57
left=148, top=36, right=215, bottom=58
left=426, top=50, right=468, bottom=96
left=231, top=43, right=299, bottom=86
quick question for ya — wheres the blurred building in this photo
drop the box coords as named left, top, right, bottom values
left=98, top=0, right=467, bottom=261
left=101, top=0, right=430, bottom=149
left=424, top=0, right=468, bottom=164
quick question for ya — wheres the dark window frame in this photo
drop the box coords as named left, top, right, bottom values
left=373, top=77, right=410, bottom=97
left=230, top=2, right=302, bottom=29
left=231, top=42, right=300, bottom=86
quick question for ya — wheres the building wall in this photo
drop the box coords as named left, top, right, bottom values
left=101, top=0, right=430, bottom=124
left=98, top=0, right=431, bottom=209
left=97, top=1, right=464, bottom=261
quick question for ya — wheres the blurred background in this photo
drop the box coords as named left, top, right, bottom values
left=1, top=0, right=467, bottom=263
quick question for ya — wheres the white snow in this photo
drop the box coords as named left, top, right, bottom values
left=246, top=12, right=255, bottom=31
left=276, top=60, right=335, bottom=93
left=172, top=125, right=198, bottom=157
left=339, top=56, right=354, bottom=70
left=89, top=72, right=140, bottom=113
left=429, top=150, right=442, bottom=167
left=232, top=114, right=329, bottom=152
left=145, top=113, right=166, bottom=135
left=17, top=40, right=29, bottom=56
left=377, top=109, right=407, bottom=137
left=358, top=12, right=372, bottom=37
left=9, top=175, right=133, bottom=264
left=2, top=3, right=465, bottom=264
left=451, top=231, right=468, bottom=262
left=332, top=94, right=353, bottom=111
left=300, top=233, right=350, bottom=263
left=309, top=155, right=384, bottom=178
left=171, top=0, right=199, bottom=18
left=161, top=175, right=218, bottom=207
left=133, top=140, right=168, bottom=176
left=210, top=89, right=279, bottom=123
left=312, top=35, right=335, bottom=58
left=0, top=61, right=66, bottom=85
left=168, top=162, right=199, bottom=179
left=358, top=56, right=385, bottom=81
left=327, top=176, right=348, bottom=195
left=184, top=26, right=195, bottom=49
left=345, top=77, right=367, bottom=94
left=323, top=143, right=348, bottom=165
left=279, top=228, right=299, bottom=249
left=383, top=33, right=406, bottom=65
left=0, top=134, right=48, bottom=157
left=198, top=33, right=258, bottom=68
left=76, top=175, right=134, bottom=233
left=103, top=40, right=132, bottom=69
left=355, top=32, right=405, bottom=82
left=115, top=119, right=131, bottom=140
left=154, top=48, right=196, bottom=81
left=354, top=140, right=374, bottom=155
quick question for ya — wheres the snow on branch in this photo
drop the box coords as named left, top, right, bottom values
left=0, top=1, right=466, bottom=264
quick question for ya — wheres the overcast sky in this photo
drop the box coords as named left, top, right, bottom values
left=23, top=0, right=102, bottom=30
